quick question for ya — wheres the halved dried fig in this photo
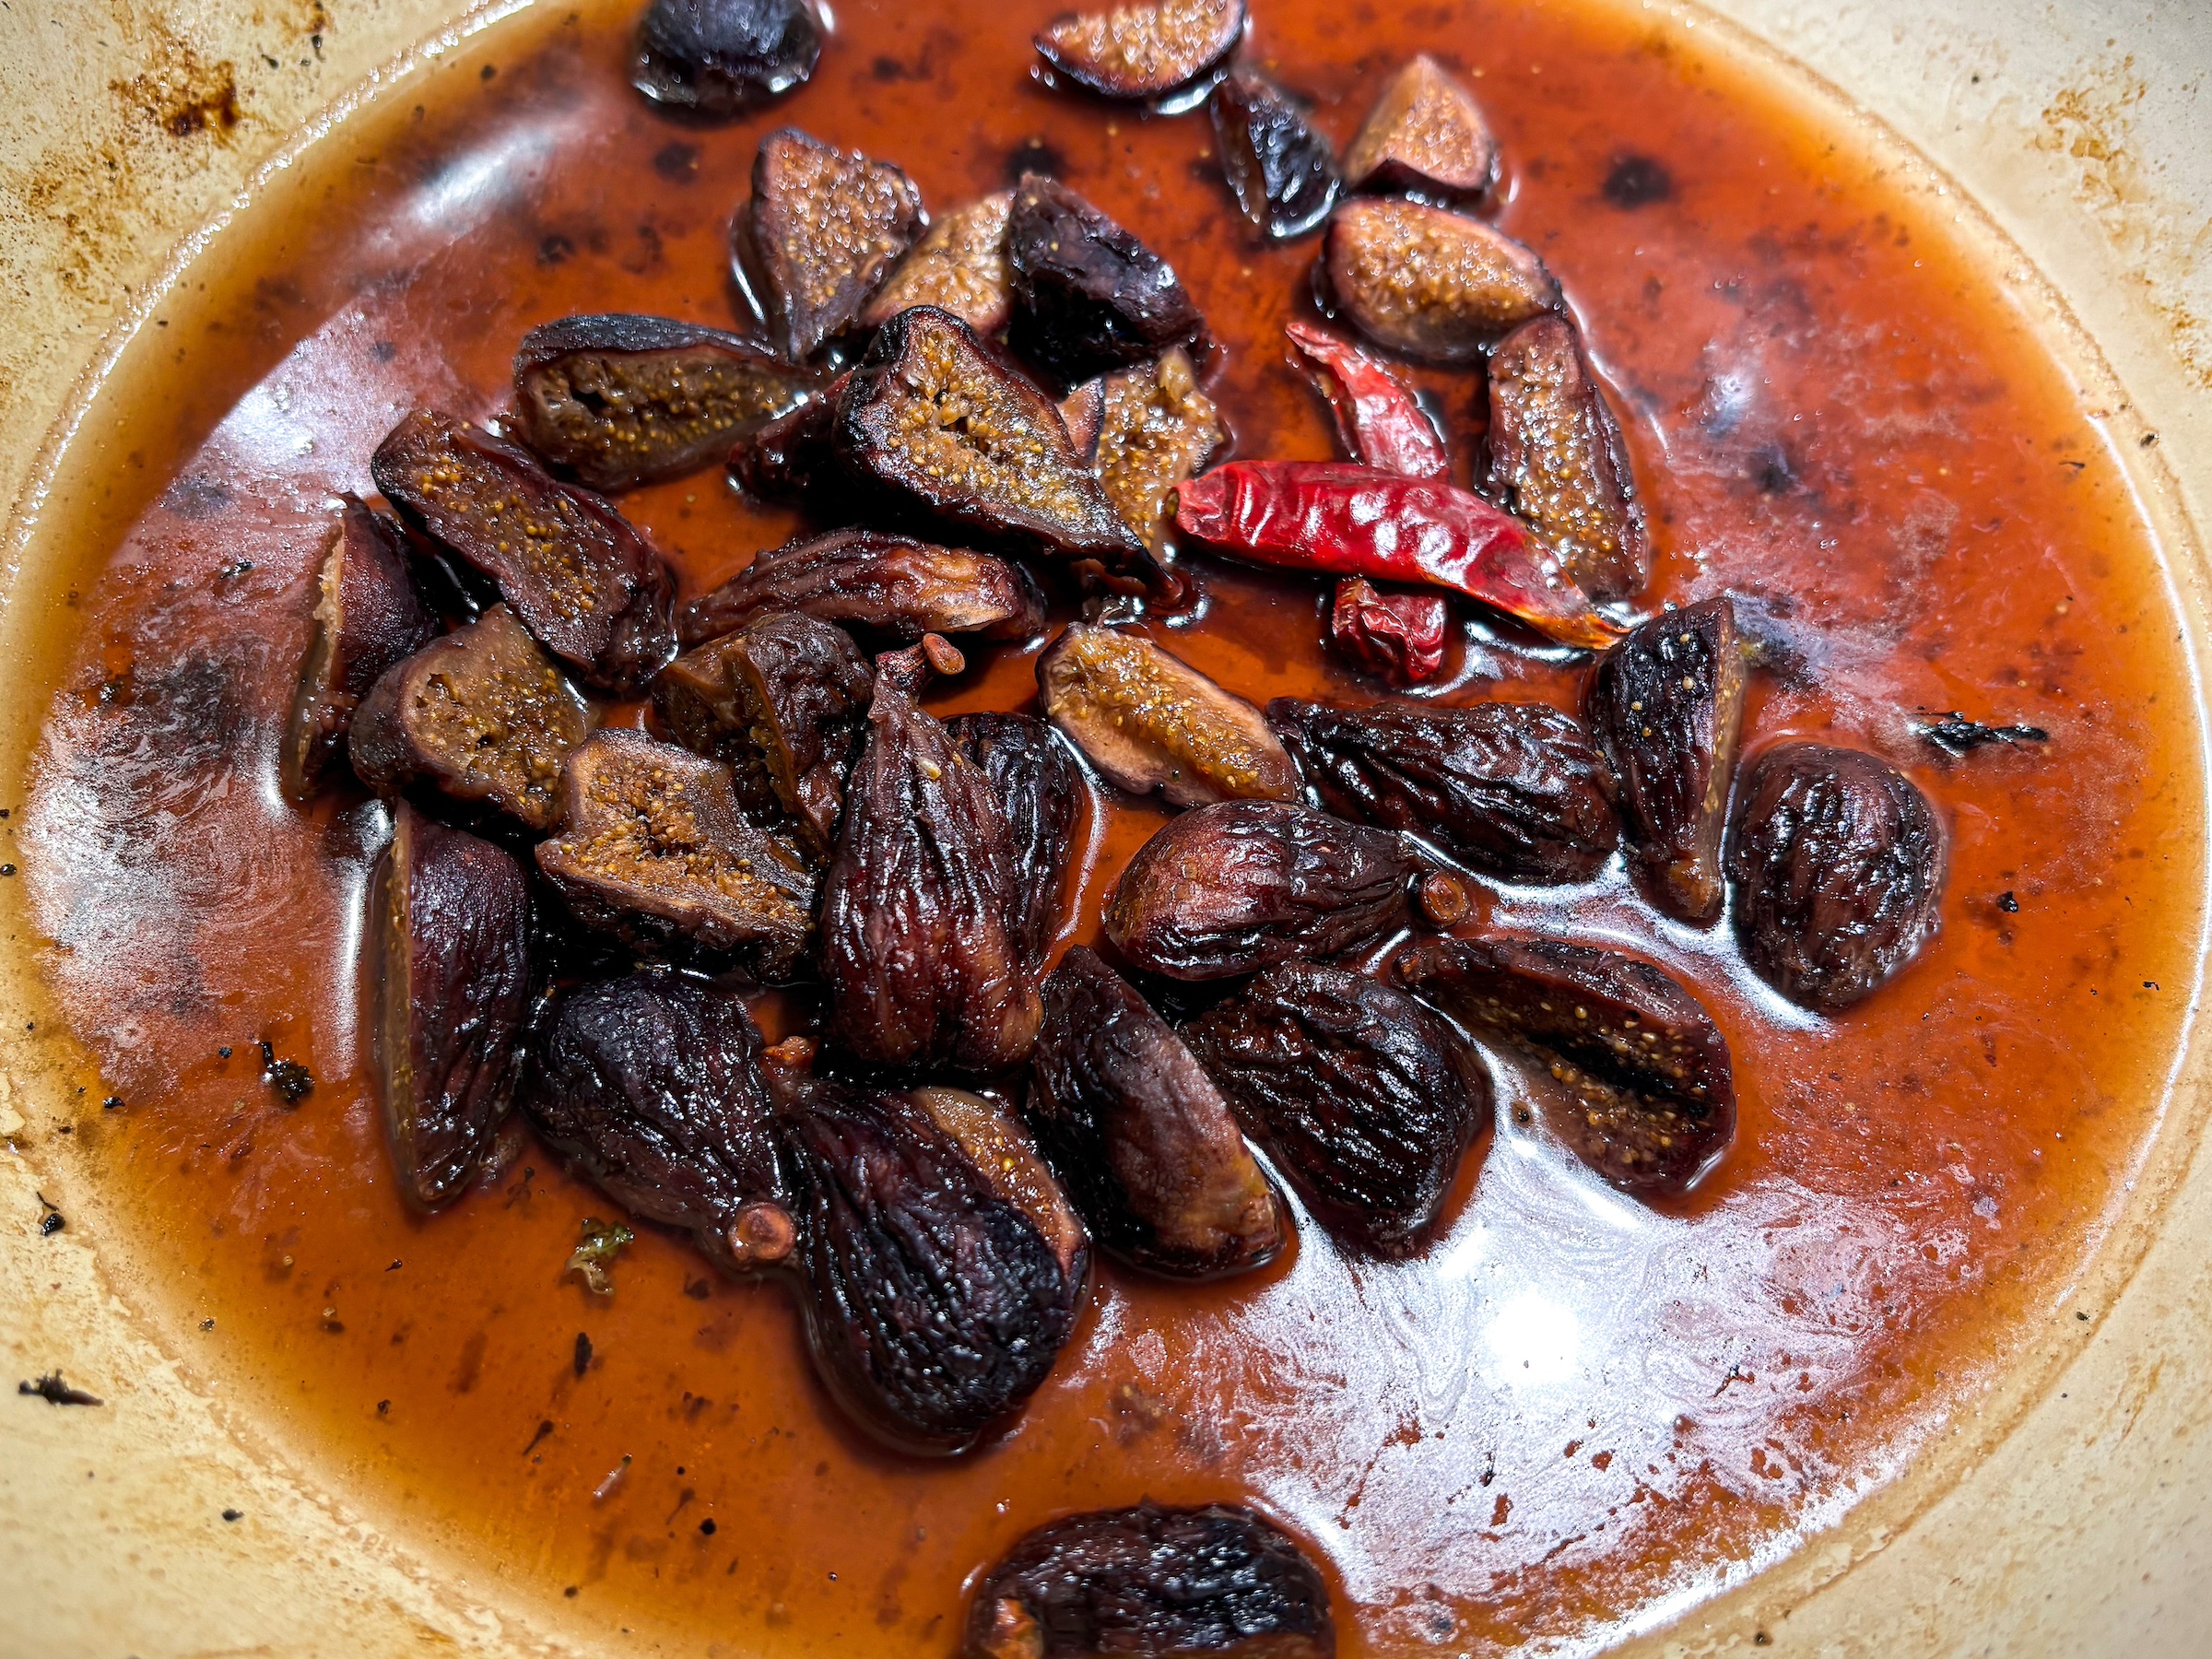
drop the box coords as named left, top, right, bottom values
left=1343, top=54, right=1497, bottom=206
left=679, top=527, right=1046, bottom=648
left=1029, top=946, right=1289, bottom=1278
left=780, top=1078, right=1080, bottom=1455
left=834, top=306, right=1145, bottom=563
left=512, top=314, right=812, bottom=491
left=1327, top=579, right=1450, bottom=687
left=370, top=803, right=532, bottom=1209
left=1727, top=743, right=1946, bottom=1012
left=1006, top=174, right=1207, bottom=388
left=348, top=603, right=591, bottom=831
left=1324, top=198, right=1560, bottom=365
left=535, top=729, right=815, bottom=977
left=947, top=712, right=1087, bottom=967
left=1082, top=347, right=1229, bottom=552
left=860, top=192, right=1016, bottom=336
left=1106, top=799, right=1416, bottom=981
left=653, top=609, right=873, bottom=856
left=909, top=1086, right=1091, bottom=1289
left=1487, top=314, right=1650, bottom=601
left=821, top=646, right=1043, bottom=1072
left=630, top=0, right=821, bottom=117
left=964, top=1500, right=1335, bottom=1659
left=1183, top=962, right=1488, bottom=1256
left=1392, top=934, right=1735, bottom=1194
left=1586, top=598, right=1747, bottom=923
left=521, top=969, right=794, bottom=1275
left=1210, top=69, right=1340, bottom=241
left=1032, top=0, right=1245, bottom=100
left=281, top=498, right=439, bottom=802
left=371, top=410, right=677, bottom=696
left=1039, top=623, right=1298, bottom=807
left=734, top=128, right=926, bottom=362
left=1268, top=698, right=1618, bottom=885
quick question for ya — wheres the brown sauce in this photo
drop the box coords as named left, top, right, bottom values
left=16, top=0, right=2205, bottom=1652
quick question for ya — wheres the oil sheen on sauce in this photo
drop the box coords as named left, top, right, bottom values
left=18, top=0, right=2204, bottom=1653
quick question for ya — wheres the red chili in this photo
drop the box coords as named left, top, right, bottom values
left=1330, top=578, right=1449, bottom=685
left=1174, top=461, right=1622, bottom=650
left=1286, top=321, right=1448, bottom=480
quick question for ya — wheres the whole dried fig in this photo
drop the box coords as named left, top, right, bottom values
left=1324, top=198, right=1559, bottom=365
left=947, top=712, right=1087, bottom=968
left=735, top=128, right=926, bottom=361
left=1006, top=175, right=1207, bottom=387
left=630, top=0, right=821, bottom=117
left=679, top=527, right=1046, bottom=648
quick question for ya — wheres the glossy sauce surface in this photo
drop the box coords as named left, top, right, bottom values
left=19, top=0, right=2204, bottom=1653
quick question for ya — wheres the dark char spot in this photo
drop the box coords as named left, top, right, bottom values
left=1603, top=153, right=1675, bottom=209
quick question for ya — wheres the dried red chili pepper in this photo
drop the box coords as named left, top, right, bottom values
left=1285, top=321, right=1446, bottom=480
left=1329, top=578, right=1448, bottom=685
left=1174, top=461, right=1622, bottom=650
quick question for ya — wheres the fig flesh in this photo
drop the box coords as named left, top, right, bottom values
left=1343, top=54, right=1497, bottom=206
left=735, top=128, right=926, bottom=361
left=947, top=712, right=1087, bottom=968
left=679, top=527, right=1046, bottom=648
left=1032, top=0, right=1245, bottom=100
left=630, top=0, right=822, bottom=117
left=1006, top=174, right=1207, bottom=388
left=1210, top=69, right=1340, bottom=241
left=1081, top=347, right=1229, bottom=553
left=860, top=192, right=1017, bottom=336
left=1324, top=199, right=1560, bottom=365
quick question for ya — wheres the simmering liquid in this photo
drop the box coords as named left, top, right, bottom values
left=16, top=0, right=2204, bottom=1652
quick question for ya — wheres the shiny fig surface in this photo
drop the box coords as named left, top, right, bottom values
left=370, top=804, right=532, bottom=1209
left=1028, top=946, right=1290, bottom=1278
left=1727, top=743, right=1947, bottom=1011
left=1210, top=69, right=1340, bottom=241
left=1393, top=934, right=1735, bottom=1194
left=512, top=313, right=811, bottom=490
left=370, top=410, right=677, bottom=695
left=281, top=498, right=439, bottom=802
left=1324, top=198, right=1559, bottom=365
left=679, top=527, right=1046, bottom=648
left=860, top=192, right=1017, bottom=335
left=909, top=1085, right=1092, bottom=1290
left=947, top=712, right=1087, bottom=968
left=1586, top=597, right=1747, bottom=923
left=521, top=969, right=795, bottom=1275
left=347, top=603, right=591, bottom=832
left=1342, top=53, right=1497, bottom=206
left=1106, top=799, right=1416, bottom=981
left=735, top=128, right=926, bottom=361
left=1081, top=347, right=1229, bottom=553
left=1006, top=174, right=1207, bottom=387
left=1032, top=0, right=1245, bottom=100
left=1183, top=962, right=1488, bottom=1257
left=964, top=1500, right=1335, bottom=1659
left=725, top=385, right=841, bottom=505
left=780, top=1078, right=1080, bottom=1455
left=630, top=0, right=821, bottom=116
left=1269, top=697, right=1619, bottom=884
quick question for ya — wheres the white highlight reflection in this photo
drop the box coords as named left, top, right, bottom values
left=1481, top=1291, right=1581, bottom=1388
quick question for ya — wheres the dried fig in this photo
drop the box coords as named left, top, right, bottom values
left=1081, top=347, right=1228, bottom=553
left=1183, top=963, right=1487, bottom=1256
left=909, top=1086, right=1091, bottom=1289
left=679, top=527, right=1046, bottom=648
left=1268, top=698, right=1618, bottom=885
left=521, top=969, right=795, bottom=1275
left=347, top=603, right=591, bottom=831
left=1586, top=598, right=1748, bottom=923
left=1343, top=54, right=1497, bottom=206
left=1327, top=580, right=1449, bottom=687
left=1039, top=623, right=1298, bottom=807
left=860, top=192, right=1016, bottom=336
left=1392, top=934, right=1735, bottom=1194
left=1006, top=174, right=1207, bottom=387
left=371, top=410, right=677, bottom=696
left=630, top=0, right=821, bottom=117
left=725, top=371, right=845, bottom=505
left=1324, top=198, right=1560, bottom=365
left=370, top=803, right=532, bottom=1209
left=1106, top=799, right=1415, bottom=981
left=735, top=129, right=926, bottom=361
left=1028, top=946, right=1290, bottom=1278
left=1032, top=0, right=1245, bottom=100
left=947, top=712, right=1087, bottom=967
left=1727, top=743, right=1946, bottom=1012
left=1210, top=69, right=1340, bottom=241
left=281, top=498, right=439, bottom=801
left=512, top=314, right=812, bottom=490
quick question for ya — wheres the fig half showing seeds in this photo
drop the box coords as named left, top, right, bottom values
left=347, top=602, right=592, bottom=832
left=1032, top=0, right=1246, bottom=100
left=520, top=969, right=796, bottom=1276
left=630, top=0, right=822, bottom=117
left=860, top=191, right=1018, bottom=336
left=820, top=645, right=1044, bottom=1073
left=1182, top=962, right=1489, bottom=1258
left=281, top=497, right=439, bottom=802
left=371, top=410, right=678, bottom=697
left=947, top=712, right=1087, bottom=969
left=963, top=1500, right=1336, bottom=1659
left=780, top=1078, right=1083, bottom=1456
left=1039, top=623, right=1300, bottom=808
left=1210, top=69, right=1341, bottom=241
left=1267, top=698, right=1620, bottom=885
left=653, top=609, right=874, bottom=857
left=1342, top=53, right=1498, bottom=206
left=678, top=528, right=1047, bottom=649
left=1585, top=596, right=1748, bottom=924
left=1324, top=198, right=1560, bottom=365
left=1727, top=742, right=1947, bottom=1012
left=734, top=128, right=927, bottom=362
left=1081, top=347, right=1230, bottom=553
left=1006, top=174, right=1209, bottom=388
left=535, top=729, right=816, bottom=979
left=833, top=307, right=1147, bottom=564
left=1027, top=946, right=1291, bottom=1279
left=1486, top=314, right=1652, bottom=602
left=1106, top=799, right=1416, bottom=982
left=370, top=803, right=533, bottom=1209
left=512, top=313, right=814, bottom=491
left=1392, top=934, right=1735, bottom=1195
